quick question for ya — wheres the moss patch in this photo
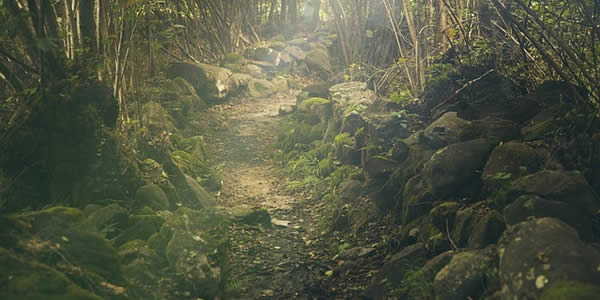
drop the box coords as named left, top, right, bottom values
left=541, top=280, right=600, bottom=300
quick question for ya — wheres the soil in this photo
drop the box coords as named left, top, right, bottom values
left=203, top=86, right=390, bottom=299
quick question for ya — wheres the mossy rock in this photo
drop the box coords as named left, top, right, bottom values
left=118, top=239, right=161, bottom=267
left=318, top=158, right=334, bottom=177
left=297, top=97, right=332, bottom=121
left=0, top=248, right=102, bottom=300
left=171, top=150, right=221, bottom=192
left=114, top=214, right=165, bottom=247
left=17, top=206, right=85, bottom=233
left=401, top=175, right=436, bottom=225
left=141, top=101, right=176, bottom=134
left=430, top=202, right=461, bottom=232
left=541, top=280, right=600, bottom=300
left=247, top=78, right=276, bottom=98
left=85, top=204, right=129, bottom=239
left=60, top=228, right=123, bottom=282
left=467, top=210, right=506, bottom=249
left=226, top=206, right=271, bottom=227
left=134, top=184, right=170, bottom=211
left=305, top=48, right=331, bottom=72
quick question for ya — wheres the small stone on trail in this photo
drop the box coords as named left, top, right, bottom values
left=272, top=218, right=291, bottom=227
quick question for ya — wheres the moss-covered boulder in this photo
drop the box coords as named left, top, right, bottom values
left=458, top=116, right=521, bottom=143
left=165, top=62, right=235, bottom=102
left=270, top=75, right=289, bottom=93
left=305, top=47, right=331, bottom=73
left=247, top=78, right=276, bottom=98
left=225, top=206, right=271, bottom=227
left=86, top=204, right=129, bottom=239
left=141, top=101, right=176, bottom=134
left=401, top=175, right=436, bottom=224
left=420, top=112, right=471, bottom=146
left=284, top=45, right=306, bottom=61
left=184, top=175, right=216, bottom=208
left=114, top=214, right=165, bottom=247
left=423, top=138, right=492, bottom=199
left=171, top=150, right=221, bottom=192
left=221, top=53, right=246, bottom=72
left=16, top=206, right=85, bottom=233
left=297, top=97, right=332, bottom=121
left=364, top=156, right=400, bottom=178
left=482, top=141, right=544, bottom=195
left=498, top=218, right=600, bottom=299
left=329, top=81, right=376, bottom=110
left=541, top=280, right=600, bottom=300
left=163, top=207, right=231, bottom=298
left=135, top=184, right=170, bottom=211
left=0, top=248, right=102, bottom=300
left=430, top=202, right=461, bottom=232
left=433, top=247, right=497, bottom=300
left=466, top=210, right=506, bottom=249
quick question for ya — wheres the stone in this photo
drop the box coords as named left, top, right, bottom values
left=391, top=140, right=409, bottom=163
left=135, top=184, right=170, bottom=211
left=401, top=175, right=436, bottom=224
left=184, top=175, right=216, bottom=208
left=364, top=156, right=400, bottom=178
left=0, top=248, right=102, bottom=300
left=467, top=210, right=506, bottom=249
left=270, top=75, right=289, bottom=93
left=540, top=280, right=600, bottom=300
left=423, top=138, right=493, bottom=199
left=500, top=170, right=600, bottom=233
left=247, top=78, right=276, bottom=98
left=430, top=202, right=461, bottom=232
left=481, top=141, right=544, bottom=195
left=231, top=73, right=252, bottom=88
left=329, top=81, right=376, bottom=110
left=239, top=64, right=265, bottom=78
left=433, top=247, right=497, bottom=300
left=305, top=47, right=332, bottom=72
left=297, top=97, right=332, bottom=120
left=252, top=47, right=280, bottom=65
left=459, top=116, right=521, bottom=143
left=498, top=218, right=600, bottom=299
left=86, top=203, right=129, bottom=238
left=141, top=102, right=176, bottom=133
left=340, top=111, right=365, bottom=136
left=423, top=112, right=471, bottom=146
left=225, top=206, right=271, bottom=227
left=165, top=62, right=235, bottom=102
left=283, top=45, right=306, bottom=61
left=114, top=214, right=165, bottom=246
left=364, top=112, right=411, bottom=148
left=504, top=194, right=596, bottom=242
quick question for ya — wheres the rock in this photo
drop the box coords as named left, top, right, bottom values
left=467, top=210, right=506, bottom=248
left=135, top=184, right=170, bottom=211
left=118, top=239, right=161, bottom=266
left=364, top=156, right=400, bottom=178
left=401, top=175, right=436, bottom=224
left=165, top=62, right=235, bottom=102
left=0, top=248, right=102, bottom=300
left=231, top=73, right=253, bottom=88
left=423, top=138, right=493, bottom=199
left=451, top=205, right=476, bottom=247
left=252, top=47, right=280, bottom=65
left=17, top=206, right=85, bottom=233
left=279, top=52, right=293, bottom=66
left=391, top=140, right=409, bottom=163
left=114, top=214, right=165, bottom=246
left=171, top=150, right=221, bottom=192
left=226, top=206, right=271, bottom=227
left=247, top=78, right=277, bottom=98
left=340, top=247, right=375, bottom=260
left=423, top=112, right=471, bottom=146
left=540, top=280, right=600, bottom=300
left=141, top=102, right=176, bottom=133
left=297, top=97, right=332, bottom=120
left=247, top=59, right=277, bottom=71
left=278, top=104, right=295, bottom=116
left=459, top=116, right=521, bottom=143
left=482, top=141, right=544, bottom=195
left=305, top=47, right=332, bottom=73
left=433, top=247, right=497, bottom=300
left=221, top=53, right=246, bottom=72
left=500, top=170, right=600, bottom=237
left=329, top=81, right=376, bottom=110
left=364, top=243, right=428, bottom=299
left=184, top=175, right=216, bottom=208
left=240, top=64, right=265, bottom=78
left=86, top=204, right=129, bottom=238
left=163, top=207, right=231, bottom=299
left=504, top=194, right=596, bottom=242
left=498, top=218, right=600, bottom=299
left=340, top=111, right=365, bottom=136
left=270, top=76, right=289, bottom=93
left=283, top=45, right=306, bottom=61
left=430, top=202, right=461, bottom=232
left=364, top=112, right=411, bottom=147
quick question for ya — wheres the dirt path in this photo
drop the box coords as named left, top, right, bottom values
left=204, top=89, right=332, bottom=299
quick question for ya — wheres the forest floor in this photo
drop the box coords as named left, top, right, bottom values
left=203, top=84, right=388, bottom=299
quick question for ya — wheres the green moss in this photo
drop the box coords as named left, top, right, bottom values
left=391, top=268, right=434, bottom=299
left=541, top=280, right=600, bottom=300
left=171, top=150, right=221, bottom=191
left=0, top=249, right=102, bottom=300
left=318, top=158, right=334, bottom=177
left=334, top=133, right=353, bottom=146
left=18, top=206, right=85, bottom=232
left=61, top=229, right=123, bottom=282
left=114, top=214, right=165, bottom=247
left=222, top=53, right=246, bottom=66
left=523, top=119, right=555, bottom=141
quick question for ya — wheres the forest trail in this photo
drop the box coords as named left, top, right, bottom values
left=205, top=88, right=331, bottom=299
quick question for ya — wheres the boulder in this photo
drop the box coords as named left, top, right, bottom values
left=184, top=175, right=216, bottom=208
left=500, top=170, right=600, bottom=235
left=467, top=210, right=506, bottom=249
left=239, top=64, right=265, bottom=78
left=86, top=204, right=129, bottom=238
left=270, top=76, right=289, bottom=93
left=329, top=81, right=376, bottom=110
left=401, top=175, right=435, bottom=224
left=482, top=141, right=544, bottom=195
left=283, top=45, right=306, bottom=61
left=422, top=112, right=471, bottom=146
left=498, top=218, right=600, bottom=299
left=340, top=111, right=365, bottom=136
left=114, top=214, right=165, bottom=246
left=297, top=97, right=332, bottom=121
left=247, top=78, right=277, bottom=98
left=0, top=248, right=102, bottom=300
left=363, top=112, right=411, bottom=148
left=251, top=47, right=280, bottom=65
left=504, top=194, right=596, bottom=242
left=231, top=73, right=253, bottom=88
left=364, top=156, right=400, bottom=178
left=423, top=138, right=493, bottom=199
left=430, top=202, right=461, bottom=232
left=459, top=116, right=521, bottom=143
left=165, top=62, right=234, bottom=102
left=141, top=102, right=176, bottom=134
left=135, top=184, right=170, bottom=211
left=305, top=47, right=332, bottom=73
left=433, top=247, right=497, bottom=300
left=225, top=206, right=271, bottom=227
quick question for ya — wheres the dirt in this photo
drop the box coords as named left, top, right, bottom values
left=203, top=85, right=391, bottom=299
